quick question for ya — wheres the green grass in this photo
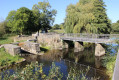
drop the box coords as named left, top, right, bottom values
left=40, top=46, right=51, bottom=52
left=0, top=34, right=16, bottom=45
left=16, top=40, right=26, bottom=43
left=0, top=48, right=23, bottom=67
left=102, top=54, right=117, bottom=79
left=49, top=29, right=65, bottom=33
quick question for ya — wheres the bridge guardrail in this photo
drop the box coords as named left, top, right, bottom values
left=60, top=33, right=119, bottom=40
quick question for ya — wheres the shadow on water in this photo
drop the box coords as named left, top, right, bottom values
left=1, top=44, right=118, bottom=80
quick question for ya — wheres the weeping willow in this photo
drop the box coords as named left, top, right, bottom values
left=64, top=0, right=111, bottom=34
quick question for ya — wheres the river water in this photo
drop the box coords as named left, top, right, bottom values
left=1, top=44, right=118, bottom=80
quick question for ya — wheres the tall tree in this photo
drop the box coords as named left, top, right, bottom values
left=6, top=7, right=36, bottom=35
left=6, top=10, right=16, bottom=32
left=111, top=20, right=119, bottom=34
left=64, top=0, right=95, bottom=33
left=93, top=0, right=111, bottom=34
left=52, top=24, right=61, bottom=30
left=0, top=21, right=6, bottom=37
left=64, top=4, right=77, bottom=33
left=64, top=0, right=111, bottom=34
left=32, top=0, right=57, bottom=32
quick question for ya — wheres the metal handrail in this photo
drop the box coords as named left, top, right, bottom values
left=60, top=33, right=119, bottom=40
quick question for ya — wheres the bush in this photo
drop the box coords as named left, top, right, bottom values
left=102, top=54, right=116, bottom=78
left=0, top=22, right=5, bottom=37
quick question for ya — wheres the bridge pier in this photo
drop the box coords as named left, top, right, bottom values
left=95, top=43, right=105, bottom=56
left=74, top=41, right=84, bottom=52
left=62, top=40, right=74, bottom=49
left=95, top=57, right=101, bottom=68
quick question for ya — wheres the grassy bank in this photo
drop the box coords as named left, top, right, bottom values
left=49, top=29, right=65, bottom=33
left=0, top=48, right=23, bottom=68
left=0, top=34, right=16, bottom=45
left=40, top=46, right=51, bottom=52
left=102, top=54, right=116, bottom=79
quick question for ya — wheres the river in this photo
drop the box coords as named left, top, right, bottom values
left=1, top=44, right=118, bottom=80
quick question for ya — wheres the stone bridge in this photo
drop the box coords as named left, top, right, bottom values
left=59, top=33, right=119, bottom=80
left=60, top=33, right=119, bottom=56
left=12, top=33, right=119, bottom=80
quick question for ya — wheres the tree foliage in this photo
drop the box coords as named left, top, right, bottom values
left=15, top=7, right=36, bottom=34
left=6, top=10, right=16, bottom=32
left=32, top=0, right=57, bottom=32
left=6, top=7, right=36, bottom=35
left=111, top=20, right=119, bottom=34
left=6, top=0, right=57, bottom=35
left=0, top=21, right=6, bottom=37
left=52, top=24, right=61, bottom=30
left=93, top=0, right=111, bottom=34
left=64, top=0, right=111, bottom=34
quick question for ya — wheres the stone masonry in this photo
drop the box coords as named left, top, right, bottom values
left=37, top=33, right=63, bottom=49
left=74, top=42, right=84, bottom=52
left=4, top=44, right=21, bottom=56
left=19, top=41, right=40, bottom=54
left=14, top=36, right=34, bottom=42
left=95, top=44, right=105, bottom=56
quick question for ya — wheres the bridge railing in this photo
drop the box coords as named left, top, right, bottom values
left=60, top=33, right=119, bottom=40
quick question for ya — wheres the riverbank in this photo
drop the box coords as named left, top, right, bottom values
left=0, top=48, right=25, bottom=69
left=0, top=33, right=117, bottom=79
left=0, top=34, right=16, bottom=45
left=102, top=54, right=117, bottom=79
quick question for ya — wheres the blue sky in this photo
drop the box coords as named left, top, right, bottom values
left=0, top=0, right=119, bottom=24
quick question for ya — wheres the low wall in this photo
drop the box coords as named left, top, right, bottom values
left=37, top=33, right=63, bottom=49
left=14, top=36, right=35, bottom=42
left=4, top=44, right=21, bottom=56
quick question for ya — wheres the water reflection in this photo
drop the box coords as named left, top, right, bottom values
left=2, top=44, right=117, bottom=80
left=18, top=48, right=109, bottom=80
left=95, top=57, right=101, bottom=68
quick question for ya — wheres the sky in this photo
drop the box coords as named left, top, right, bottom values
left=0, top=0, right=119, bottom=25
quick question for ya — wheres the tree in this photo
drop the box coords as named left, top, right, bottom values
left=32, top=5, right=41, bottom=35
left=60, top=23, right=64, bottom=30
left=52, top=24, right=61, bottom=30
left=64, top=0, right=111, bottom=34
left=6, top=7, right=36, bottom=35
left=0, top=21, right=5, bottom=37
left=92, top=0, right=111, bottom=34
left=111, top=20, right=119, bottom=34
left=64, top=0, right=95, bottom=33
left=64, top=4, right=77, bottom=33
left=6, top=10, right=16, bottom=32
left=32, top=0, right=57, bottom=32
